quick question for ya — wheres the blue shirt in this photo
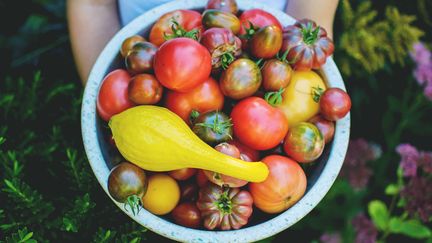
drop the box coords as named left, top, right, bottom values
left=119, top=0, right=287, bottom=26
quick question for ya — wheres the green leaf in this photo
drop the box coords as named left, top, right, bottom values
left=0, top=137, right=5, bottom=146
left=368, top=200, right=389, bottom=230
left=4, top=228, right=38, bottom=243
left=385, top=184, right=400, bottom=195
left=389, top=218, right=432, bottom=239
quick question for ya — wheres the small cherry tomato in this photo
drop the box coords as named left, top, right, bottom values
left=319, top=88, right=351, bottom=121
left=97, top=69, right=134, bottom=121
left=154, top=38, right=212, bottom=92
left=172, top=202, right=202, bottom=228
left=120, top=35, right=146, bottom=57
left=168, top=168, right=197, bottom=181
left=164, top=77, right=224, bottom=125
left=283, top=122, right=325, bottom=163
left=249, top=155, right=306, bottom=214
left=149, top=10, right=203, bottom=46
left=220, top=58, right=262, bottom=99
left=309, top=115, right=335, bottom=144
left=206, top=0, right=238, bottom=14
left=125, top=42, right=157, bottom=74
left=192, top=111, right=233, bottom=146
left=231, top=97, right=288, bottom=150
left=128, top=74, right=163, bottom=105
left=202, top=10, right=241, bottom=35
left=249, top=25, right=283, bottom=59
left=142, top=174, right=180, bottom=215
left=262, top=58, right=292, bottom=91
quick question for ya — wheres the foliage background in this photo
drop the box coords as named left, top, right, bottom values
left=0, top=0, right=431, bottom=242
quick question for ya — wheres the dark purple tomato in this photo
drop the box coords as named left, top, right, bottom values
left=121, top=35, right=146, bottom=57
left=309, top=115, right=335, bottom=144
left=125, top=42, right=158, bottom=74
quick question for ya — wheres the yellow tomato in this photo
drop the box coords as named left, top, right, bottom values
left=276, top=71, right=327, bottom=126
left=142, top=174, right=180, bottom=215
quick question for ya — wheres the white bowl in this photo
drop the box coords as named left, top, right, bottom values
left=81, top=0, right=350, bottom=242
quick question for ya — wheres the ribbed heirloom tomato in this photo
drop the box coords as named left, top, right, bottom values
left=154, top=38, right=212, bottom=92
left=165, top=77, right=224, bottom=124
left=239, top=9, right=282, bottom=48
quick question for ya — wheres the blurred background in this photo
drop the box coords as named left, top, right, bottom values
left=0, top=0, right=431, bottom=242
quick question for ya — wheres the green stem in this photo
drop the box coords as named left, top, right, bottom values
left=264, top=88, right=285, bottom=106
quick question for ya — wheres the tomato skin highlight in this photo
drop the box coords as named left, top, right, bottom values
left=125, top=42, right=158, bottom=74
left=202, top=10, right=241, bottom=35
left=108, top=162, right=148, bottom=203
left=97, top=69, right=134, bottom=121
left=231, top=97, right=289, bottom=150
left=249, top=155, right=306, bottom=214
left=154, top=38, right=212, bottom=92
left=164, top=77, right=224, bottom=125
left=149, top=10, right=203, bottom=46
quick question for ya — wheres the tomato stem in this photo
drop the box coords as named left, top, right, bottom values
left=239, top=21, right=259, bottom=40
left=195, top=112, right=233, bottom=135
left=264, top=88, right=285, bottom=106
left=221, top=52, right=235, bottom=70
left=301, top=23, right=320, bottom=45
left=215, top=188, right=232, bottom=214
left=124, top=194, right=142, bottom=216
left=190, top=110, right=200, bottom=124
left=311, top=86, right=324, bottom=103
left=164, top=19, right=199, bottom=41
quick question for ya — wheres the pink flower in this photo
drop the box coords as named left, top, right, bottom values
left=396, top=144, right=419, bottom=177
left=419, top=152, right=432, bottom=174
left=320, top=232, right=342, bottom=243
left=340, top=139, right=381, bottom=190
left=352, top=214, right=378, bottom=243
left=410, top=42, right=432, bottom=100
left=411, top=42, right=431, bottom=65
left=401, top=176, right=432, bottom=222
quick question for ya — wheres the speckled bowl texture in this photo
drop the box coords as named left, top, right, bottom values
left=81, top=0, right=351, bottom=242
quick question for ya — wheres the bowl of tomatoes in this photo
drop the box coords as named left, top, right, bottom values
left=81, top=0, right=351, bottom=241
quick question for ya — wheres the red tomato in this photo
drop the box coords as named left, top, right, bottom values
left=231, top=97, right=288, bottom=150
left=249, top=155, right=307, bottom=214
left=154, top=38, right=212, bottom=92
left=97, top=69, right=134, bottom=121
left=171, top=202, right=202, bottom=228
left=149, top=10, right=203, bottom=46
left=168, top=168, right=197, bottom=181
left=239, top=9, right=282, bottom=36
left=164, top=77, right=224, bottom=124
left=227, top=140, right=260, bottom=161
left=319, top=88, right=351, bottom=121
left=196, top=170, right=209, bottom=187
left=180, top=183, right=199, bottom=202
left=309, top=115, right=335, bottom=144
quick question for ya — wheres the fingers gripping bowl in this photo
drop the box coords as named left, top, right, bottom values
left=81, top=0, right=350, bottom=241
